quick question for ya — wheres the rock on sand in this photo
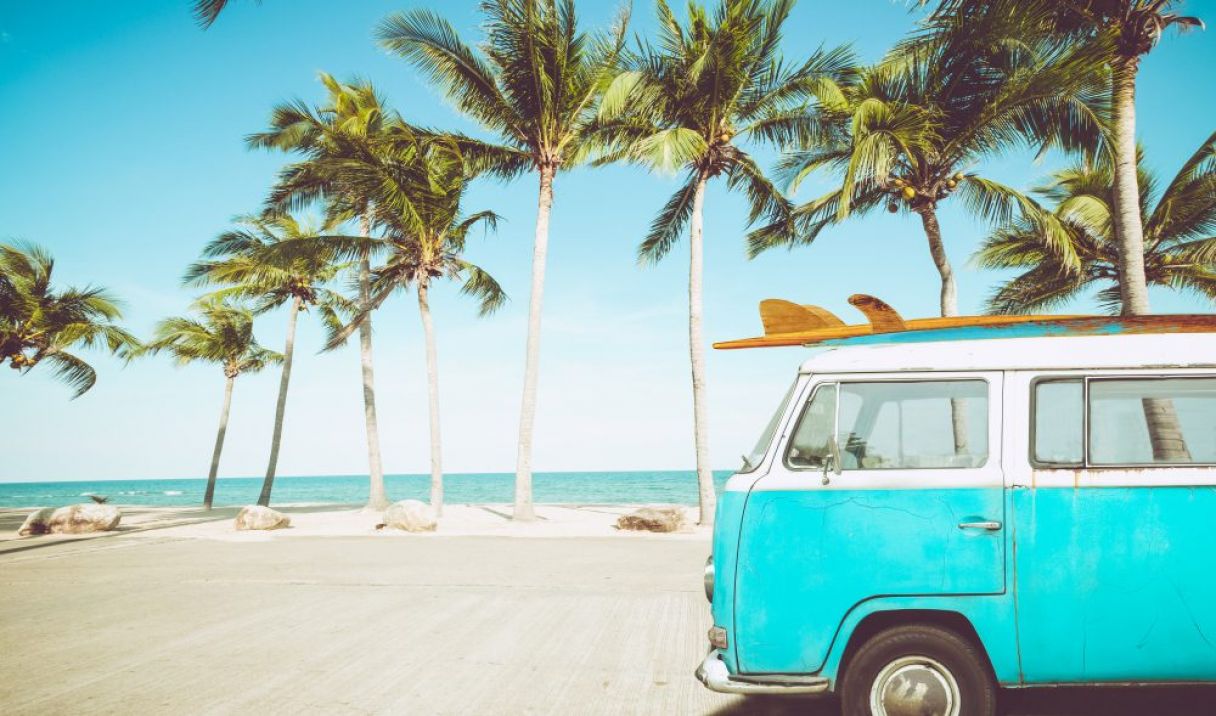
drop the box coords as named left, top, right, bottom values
left=18, top=503, right=122, bottom=536
left=234, top=505, right=291, bottom=531
left=616, top=506, right=686, bottom=533
left=383, top=500, right=437, bottom=532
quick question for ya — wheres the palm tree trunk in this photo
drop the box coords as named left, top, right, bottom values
left=1111, top=55, right=1152, bottom=317
left=257, top=295, right=301, bottom=507
left=916, top=205, right=968, bottom=454
left=513, top=164, right=557, bottom=522
left=1110, top=57, right=1185, bottom=458
left=916, top=205, right=959, bottom=318
left=417, top=280, right=444, bottom=517
left=203, top=374, right=235, bottom=509
left=358, top=214, right=388, bottom=511
left=688, top=170, right=716, bottom=527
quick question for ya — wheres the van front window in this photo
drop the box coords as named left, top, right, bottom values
left=740, top=381, right=796, bottom=473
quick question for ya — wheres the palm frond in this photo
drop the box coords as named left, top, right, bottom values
left=638, top=171, right=701, bottom=265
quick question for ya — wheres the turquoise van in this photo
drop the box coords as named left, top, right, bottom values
left=697, top=304, right=1216, bottom=716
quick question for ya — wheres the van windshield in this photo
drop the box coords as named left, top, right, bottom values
left=740, top=381, right=797, bottom=473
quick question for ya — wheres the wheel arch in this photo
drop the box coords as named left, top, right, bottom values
left=836, top=609, right=997, bottom=684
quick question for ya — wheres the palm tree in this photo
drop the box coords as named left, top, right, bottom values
left=930, top=0, right=1204, bottom=315
left=976, top=131, right=1216, bottom=314
left=376, top=0, right=628, bottom=521
left=281, top=134, right=507, bottom=517
left=185, top=214, right=349, bottom=506
left=976, top=133, right=1216, bottom=463
left=749, top=15, right=1108, bottom=319
left=135, top=299, right=281, bottom=508
left=249, top=72, right=395, bottom=510
left=592, top=0, right=855, bottom=526
left=1, top=242, right=138, bottom=397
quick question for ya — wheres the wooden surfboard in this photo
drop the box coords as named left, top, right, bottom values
left=714, top=294, right=1216, bottom=350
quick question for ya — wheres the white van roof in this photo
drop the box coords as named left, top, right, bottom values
left=798, top=333, right=1216, bottom=374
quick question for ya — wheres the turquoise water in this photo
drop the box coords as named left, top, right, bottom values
left=0, top=471, right=735, bottom=509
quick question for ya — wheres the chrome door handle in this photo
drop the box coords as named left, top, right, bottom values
left=958, top=521, right=1002, bottom=531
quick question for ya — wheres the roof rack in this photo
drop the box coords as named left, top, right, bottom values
left=713, top=294, right=1216, bottom=350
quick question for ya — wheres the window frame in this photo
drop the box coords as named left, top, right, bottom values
left=781, top=381, right=838, bottom=472
left=1030, top=373, right=1216, bottom=470
left=783, top=377, right=993, bottom=473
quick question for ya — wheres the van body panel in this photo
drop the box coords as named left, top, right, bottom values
left=816, top=595, right=1022, bottom=685
left=1012, top=485, right=1216, bottom=682
left=711, top=488, right=748, bottom=673
left=735, top=487, right=1007, bottom=674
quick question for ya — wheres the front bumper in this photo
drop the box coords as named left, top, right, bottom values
left=695, top=650, right=830, bottom=696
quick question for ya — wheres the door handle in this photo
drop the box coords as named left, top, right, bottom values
left=958, top=521, right=1002, bottom=531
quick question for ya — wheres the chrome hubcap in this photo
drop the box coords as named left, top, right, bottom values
left=869, top=655, right=960, bottom=716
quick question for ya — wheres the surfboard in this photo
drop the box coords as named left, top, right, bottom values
left=713, top=294, right=1216, bottom=350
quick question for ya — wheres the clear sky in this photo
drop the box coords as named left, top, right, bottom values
left=1, top=0, right=1213, bottom=482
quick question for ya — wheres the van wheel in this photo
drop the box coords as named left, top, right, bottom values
left=839, top=624, right=996, bottom=716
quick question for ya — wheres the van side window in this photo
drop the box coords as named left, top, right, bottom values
left=1032, top=377, right=1216, bottom=467
left=1090, top=378, right=1216, bottom=465
left=787, top=383, right=838, bottom=468
left=1033, top=380, right=1084, bottom=466
left=786, top=381, right=989, bottom=470
left=837, top=381, right=988, bottom=470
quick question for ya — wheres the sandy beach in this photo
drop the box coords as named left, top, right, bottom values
left=3, top=504, right=1215, bottom=715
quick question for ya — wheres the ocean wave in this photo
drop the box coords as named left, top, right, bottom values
left=163, top=490, right=183, bottom=496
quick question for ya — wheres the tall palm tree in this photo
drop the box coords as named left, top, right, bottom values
left=185, top=214, right=349, bottom=506
left=593, top=0, right=855, bottom=526
left=135, top=299, right=281, bottom=508
left=281, top=135, right=507, bottom=517
left=976, top=131, right=1216, bottom=314
left=1, top=242, right=138, bottom=397
left=930, top=0, right=1204, bottom=315
left=749, top=14, right=1108, bottom=318
left=249, top=72, right=396, bottom=510
left=977, top=132, right=1216, bottom=462
left=376, top=0, right=628, bottom=521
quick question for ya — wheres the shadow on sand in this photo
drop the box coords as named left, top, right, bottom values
left=705, top=685, right=1216, bottom=716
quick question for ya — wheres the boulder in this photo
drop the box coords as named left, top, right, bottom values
left=17, top=507, right=56, bottom=536
left=617, top=506, right=686, bottom=533
left=234, top=505, right=291, bottom=531
left=383, top=500, right=437, bottom=533
left=18, top=504, right=122, bottom=536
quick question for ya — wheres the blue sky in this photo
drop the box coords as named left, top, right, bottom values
left=1, top=0, right=1213, bottom=482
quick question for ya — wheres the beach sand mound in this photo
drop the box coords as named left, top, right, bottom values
left=18, top=503, right=122, bottom=536
left=616, top=507, right=686, bottom=533
left=383, top=500, right=437, bottom=532
left=234, top=505, right=291, bottom=531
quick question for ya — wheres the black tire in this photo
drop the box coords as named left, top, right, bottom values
left=839, top=623, right=997, bottom=716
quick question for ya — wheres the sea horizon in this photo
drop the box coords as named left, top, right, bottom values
left=0, top=470, right=737, bottom=509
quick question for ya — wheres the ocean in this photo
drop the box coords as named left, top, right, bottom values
left=0, top=470, right=736, bottom=509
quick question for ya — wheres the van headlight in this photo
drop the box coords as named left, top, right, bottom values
left=704, top=554, right=714, bottom=602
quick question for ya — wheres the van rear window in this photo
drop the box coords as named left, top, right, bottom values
left=1033, top=377, right=1216, bottom=467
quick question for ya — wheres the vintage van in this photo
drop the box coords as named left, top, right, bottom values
left=696, top=296, right=1216, bottom=716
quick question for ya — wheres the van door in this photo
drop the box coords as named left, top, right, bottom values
left=734, top=372, right=1006, bottom=675
left=1013, top=372, right=1216, bottom=682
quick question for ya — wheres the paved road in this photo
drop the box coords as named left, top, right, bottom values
left=2, top=532, right=1213, bottom=714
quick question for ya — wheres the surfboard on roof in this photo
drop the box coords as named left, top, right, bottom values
left=713, top=294, right=1216, bottom=350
